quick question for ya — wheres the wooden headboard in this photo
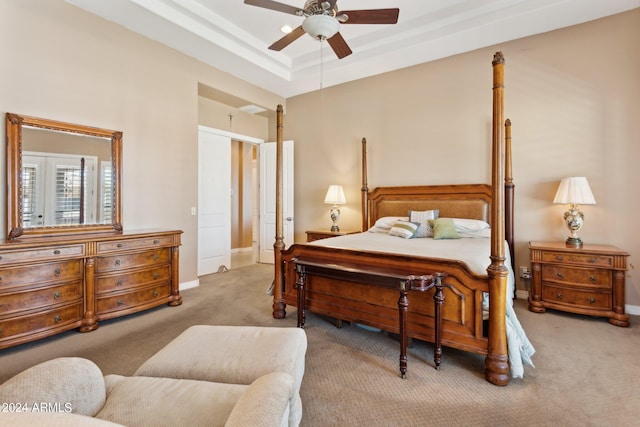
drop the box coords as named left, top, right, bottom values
left=365, top=184, right=492, bottom=230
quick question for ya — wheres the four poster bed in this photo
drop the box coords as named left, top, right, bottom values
left=271, top=52, right=534, bottom=386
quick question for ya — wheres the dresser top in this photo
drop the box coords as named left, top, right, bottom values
left=529, top=241, right=629, bottom=256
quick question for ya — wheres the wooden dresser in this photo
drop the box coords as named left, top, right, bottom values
left=528, top=241, right=629, bottom=327
left=0, top=229, right=182, bottom=349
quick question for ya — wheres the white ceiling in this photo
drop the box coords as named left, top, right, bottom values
left=66, top=0, right=639, bottom=99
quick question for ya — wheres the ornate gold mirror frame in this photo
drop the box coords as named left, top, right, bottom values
left=5, top=113, right=122, bottom=241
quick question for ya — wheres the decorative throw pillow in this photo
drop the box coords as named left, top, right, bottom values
left=409, top=210, right=439, bottom=238
left=428, top=218, right=461, bottom=240
left=368, top=216, right=409, bottom=233
left=388, top=220, right=420, bottom=239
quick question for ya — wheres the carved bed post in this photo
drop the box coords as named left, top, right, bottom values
left=485, top=51, right=510, bottom=386
left=505, top=119, right=515, bottom=271
left=272, top=104, right=286, bottom=319
left=361, top=138, right=369, bottom=231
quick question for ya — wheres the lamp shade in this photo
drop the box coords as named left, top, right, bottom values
left=553, top=177, right=596, bottom=205
left=324, top=185, right=346, bottom=205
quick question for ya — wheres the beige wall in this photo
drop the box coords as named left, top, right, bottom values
left=282, top=10, right=640, bottom=306
left=2, top=1, right=638, bottom=308
left=0, top=0, right=283, bottom=285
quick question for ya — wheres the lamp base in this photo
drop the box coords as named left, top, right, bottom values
left=565, top=237, right=583, bottom=248
left=330, top=225, right=340, bottom=232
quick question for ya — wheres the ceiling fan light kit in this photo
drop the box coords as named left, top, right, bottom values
left=302, top=14, right=339, bottom=40
left=244, top=0, right=399, bottom=59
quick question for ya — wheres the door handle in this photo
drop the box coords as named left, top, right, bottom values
left=286, top=217, right=293, bottom=221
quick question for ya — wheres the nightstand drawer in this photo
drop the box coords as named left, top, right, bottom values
left=541, top=265, right=611, bottom=288
left=541, top=284, right=611, bottom=310
left=539, top=251, right=613, bottom=268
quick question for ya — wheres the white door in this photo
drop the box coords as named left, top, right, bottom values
left=198, top=128, right=231, bottom=276
left=259, top=140, right=294, bottom=264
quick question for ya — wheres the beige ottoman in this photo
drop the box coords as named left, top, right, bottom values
left=134, top=325, right=307, bottom=427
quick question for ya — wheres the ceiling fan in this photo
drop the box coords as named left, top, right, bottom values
left=244, top=0, right=400, bottom=59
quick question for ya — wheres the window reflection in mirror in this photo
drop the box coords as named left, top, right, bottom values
left=22, top=127, right=113, bottom=228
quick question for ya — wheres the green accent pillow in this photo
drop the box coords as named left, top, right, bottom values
left=428, top=218, right=461, bottom=240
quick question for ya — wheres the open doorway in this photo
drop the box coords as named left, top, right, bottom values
left=230, top=141, right=258, bottom=269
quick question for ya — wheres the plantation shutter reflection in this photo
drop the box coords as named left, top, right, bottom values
left=22, top=164, right=39, bottom=227
left=101, top=161, right=113, bottom=223
left=55, top=163, right=83, bottom=225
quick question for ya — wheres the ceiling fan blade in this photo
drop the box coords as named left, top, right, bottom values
left=339, top=9, right=400, bottom=25
left=244, top=0, right=302, bottom=16
left=269, top=26, right=306, bottom=51
left=327, top=32, right=352, bottom=59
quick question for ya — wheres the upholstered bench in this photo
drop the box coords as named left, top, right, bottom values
left=134, top=325, right=308, bottom=427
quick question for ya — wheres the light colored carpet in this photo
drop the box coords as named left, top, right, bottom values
left=1, top=263, right=639, bottom=426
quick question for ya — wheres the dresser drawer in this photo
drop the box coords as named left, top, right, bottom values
left=96, top=265, right=171, bottom=294
left=541, top=284, right=611, bottom=310
left=97, top=236, right=175, bottom=254
left=95, top=248, right=171, bottom=273
left=96, top=284, right=170, bottom=315
left=0, top=259, right=83, bottom=290
left=541, top=265, right=611, bottom=288
left=0, top=281, right=83, bottom=316
left=0, top=245, right=85, bottom=265
left=0, top=303, right=83, bottom=340
left=539, top=251, right=613, bottom=268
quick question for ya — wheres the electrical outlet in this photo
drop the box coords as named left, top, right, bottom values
left=519, top=266, right=530, bottom=279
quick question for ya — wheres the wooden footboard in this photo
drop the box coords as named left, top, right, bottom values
left=281, top=244, right=490, bottom=355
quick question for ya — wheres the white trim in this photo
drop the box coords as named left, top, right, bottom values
left=626, top=304, right=640, bottom=316
left=232, top=247, right=253, bottom=254
left=197, top=125, right=264, bottom=145
left=516, top=289, right=529, bottom=300
left=179, top=278, right=199, bottom=291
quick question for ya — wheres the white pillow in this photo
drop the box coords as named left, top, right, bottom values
left=450, top=218, right=490, bottom=232
left=368, top=216, right=408, bottom=233
left=409, top=210, right=439, bottom=238
left=388, top=220, right=420, bottom=239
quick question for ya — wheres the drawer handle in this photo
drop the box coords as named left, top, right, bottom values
left=116, top=279, right=123, bottom=287
left=115, top=259, right=121, bottom=266
left=153, top=272, right=159, bottom=280
left=53, top=249, right=61, bottom=255
left=117, top=243, right=124, bottom=248
left=556, top=255, right=563, bottom=261
left=153, top=253, right=159, bottom=261
left=153, top=290, right=159, bottom=297
left=117, top=299, right=124, bottom=306
left=589, top=298, right=596, bottom=304
left=556, top=293, right=563, bottom=300
left=589, top=258, right=596, bottom=263
left=54, top=315, right=61, bottom=323
left=53, top=291, right=61, bottom=300
left=0, top=255, right=2, bottom=261
left=54, top=268, right=61, bottom=276
left=590, top=275, right=596, bottom=282
left=153, top=239, right=160, bottom=244
left=556, top=272, right=564, bottom=279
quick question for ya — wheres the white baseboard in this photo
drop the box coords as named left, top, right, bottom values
left=515, top=289, right=640, bottom=316
left=231, top=247, right=253, bottom=253
left=179, top=278, right=199, bottom=291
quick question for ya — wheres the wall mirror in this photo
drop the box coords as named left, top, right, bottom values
left=5, top=113, right=122, bottom=241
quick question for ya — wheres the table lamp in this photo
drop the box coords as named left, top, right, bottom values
left=553, top=176, right=596, bottom=247
left=324, top=185, right=346, bottom=232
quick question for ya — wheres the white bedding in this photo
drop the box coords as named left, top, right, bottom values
left=308, top=232, right=535, bottom=378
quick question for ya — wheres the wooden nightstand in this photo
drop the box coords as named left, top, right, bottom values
left=528, top=241, right=629, bottom=327
left=305, top=230, right=358, bottom=242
